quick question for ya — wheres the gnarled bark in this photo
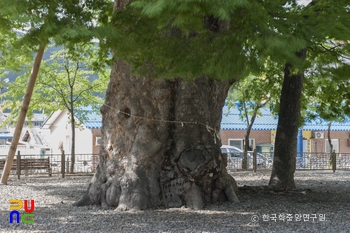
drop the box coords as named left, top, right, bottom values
left=74, top=59, right=238, bottom=210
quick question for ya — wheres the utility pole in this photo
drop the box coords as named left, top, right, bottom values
left=0, top=44, right=45, bottom=184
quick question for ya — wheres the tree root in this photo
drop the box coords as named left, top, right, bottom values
left=73, top=183, right=92, bottom=206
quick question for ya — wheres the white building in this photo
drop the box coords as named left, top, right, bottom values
left=41, top=109, right=102, bottom=155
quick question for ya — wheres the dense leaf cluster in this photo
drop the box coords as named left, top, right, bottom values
left=1, top=43, right=109, bottom=127
left=0, top=0, right=350, bottom=121
left=108, top=0, right=312, bottom=80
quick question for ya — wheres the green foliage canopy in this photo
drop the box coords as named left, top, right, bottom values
left=1, top=0, right=350, bottom=123
left=2, top=43, right=110, bottom=126
left=0, top=0, right=113, bottom=47
left=1, top=0, right=349, bottom=83
left=108, top=0, right=312, bottom=80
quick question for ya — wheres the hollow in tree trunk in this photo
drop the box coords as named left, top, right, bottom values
left=74, top=59, right=239, bottom=210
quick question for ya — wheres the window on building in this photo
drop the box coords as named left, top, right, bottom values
left=34, top=122, right=41, bottom=127
left=95, top=137, right=102, bottom=146
left=66, top=135, right=71, bottom=153
left=325, top=139, right=339, bottom=153
left=228, top=138, right=255, bottom=150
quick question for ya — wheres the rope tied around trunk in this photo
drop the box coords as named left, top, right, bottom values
left=102, top=103, right=220, bottom=144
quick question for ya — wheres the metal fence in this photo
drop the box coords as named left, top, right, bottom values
left=0, top=153, right=99, bottom=177
left=1, top=151, right=350, bottom=177
left=48, top=153, right=99, bottom=174
left=226, top=151, right=350, bottom=171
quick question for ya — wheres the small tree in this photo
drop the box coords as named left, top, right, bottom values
left=227, top=68, right=282, bottom=169
left=2, top=43, right=109, bottom=173
left=304, top=50, right=350, bottom=166
left=268, top=0, right=350, bottom=190
left=40, top=44, right=109, bottom=173
left=0, top=0, right=111, bottom=184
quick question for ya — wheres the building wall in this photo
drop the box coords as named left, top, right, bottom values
left=75, top=127, right=93, bottom=154
left=91, top=128, right=101, bottom=154
left=91, top=128, right=101, bottom=171
left=310, top=131, right=350, bottom=154
left=46, top=112, right=93, bottom=154
left=220, top=130, right=272, bottom=147
left=48, top=112, right=69, bottom=154
left=221, top=129, right=350, bottom=154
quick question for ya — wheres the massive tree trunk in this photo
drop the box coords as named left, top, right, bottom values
left=74, top=0, right=238, bottom=210
left=74, top=60, right=239, bottom=210
left=268, top=50, right=306, bottom=190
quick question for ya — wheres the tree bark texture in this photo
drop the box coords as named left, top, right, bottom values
left=74, top=59, right=239, bottom=210
left=327, top=122, right=333, bottom=153
left=268, top=50, right=306, bottom=190
left=242, top=104, right=259, bottom=169
left=70, top=108, right=76, bottom=174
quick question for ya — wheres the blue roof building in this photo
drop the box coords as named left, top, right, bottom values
left=82, top=110, right=102, bottom=129
left=220, top=105, right=350, bottom=154
left=221, top=105, right=350, bottom=131
left=221, top=105, right=278, bottom=131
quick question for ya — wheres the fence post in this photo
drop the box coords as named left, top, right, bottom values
left=17, top=151, right=21, bottom=180
left=253, top=149, right=257, bottom=173
left=66, top=157, right=69, bottom=174
left=332, top=150, right=336, bottom=173
left=61, top=150, right=65, bottom=178
left=48, top=155, right=52, bottom=177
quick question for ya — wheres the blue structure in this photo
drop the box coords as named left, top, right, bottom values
left=0, top=132, right=13, bottom=140
left=297, top=129, right=303, bottom=167
left=221, top=105, right=350, bottom=131
left=0, top=132, right=13, bottom=145
left=221, top=105, right=350, bottom=157
left=83, top=110, right=102, bottom=129
left=221, top=105, right=279, bottom=131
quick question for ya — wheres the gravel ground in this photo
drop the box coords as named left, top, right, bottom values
left=0, top=170, right=349, bottom=233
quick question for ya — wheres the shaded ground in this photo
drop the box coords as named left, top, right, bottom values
left=0, top=170, right=349, bottom=232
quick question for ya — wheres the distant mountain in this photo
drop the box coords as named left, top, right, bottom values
left=3, top=44, right=100, bottom=84
left=2, top=44, right=63, bottom=83
left=1, top=44, right=103, bottom=108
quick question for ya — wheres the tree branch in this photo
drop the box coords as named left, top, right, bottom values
left=72, top=83, right=100, bottom=103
